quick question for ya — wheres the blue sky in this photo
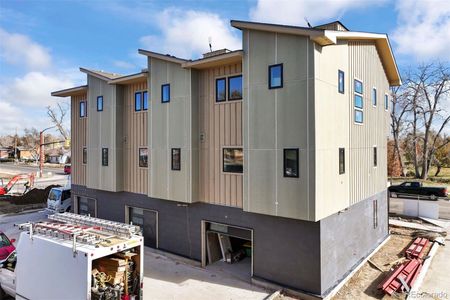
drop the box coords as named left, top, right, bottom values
left=0, top=0, right=449, bottom=136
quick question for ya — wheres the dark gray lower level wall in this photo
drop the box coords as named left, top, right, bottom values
left=72, top=185, right=322, bottom=294
left=319, top=190, right=388, bottom=295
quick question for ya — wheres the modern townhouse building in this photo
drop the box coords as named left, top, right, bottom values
left=52, top=20, right=401, bottom=297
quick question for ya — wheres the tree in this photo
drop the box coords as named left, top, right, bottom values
left=46, top=103, right=70, bottom=140
left=432, top=135, right=450, bottom=176
left=403, top=63, right=450, bottom=179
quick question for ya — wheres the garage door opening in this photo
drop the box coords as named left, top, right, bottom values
left=202, top=221, right=253, bottom=281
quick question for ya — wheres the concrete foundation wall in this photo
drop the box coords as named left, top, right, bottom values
left=319, top=190, right=388, bottom=294
left=72, top=184, right=322, bottom=294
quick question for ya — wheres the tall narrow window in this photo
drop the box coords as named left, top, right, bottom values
left=82, top=147, right=87, bottom=164
left=373, top=146, right=377, bottom=167
left=139, top=148, right=148, bottom=168
left=223, top=148, right=243, bottom=173
left=269, top=64, right=283, bottom=89
left=354, top=79, right=363, bottom=124
left=171, top=148, right=181, bottom=170
left=338, top=70, right=345, bottom=94
left=101, top=148, right=108, bottom=166
left=373, top=199, right=378, bottom=229
left=143, top=91, right=148, bottom=110
left=372, top=88, right=377, bottom=106
left=135, top=92, right=142, bottom=111
left=80, top=101, right=86, bottom=118
left=385, top=94, right=389, bottom=110
left=216, top=78, right=226, bottom=102
left=97, top=96, right=103, bottom=111
left=161, top=84, right=170, bottom=103
left=339, top=148, right=345, bottom=174
left=228, top=75, right=242, bottom=100
left=283, top=149, right=299, bottom=178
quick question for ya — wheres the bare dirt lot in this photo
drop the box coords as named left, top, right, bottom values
left=333, top=225, right=439, bottom=300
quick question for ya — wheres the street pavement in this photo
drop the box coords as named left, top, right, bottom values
left=390, top=197, right=450, bottom=220
left=0, top=162, right=65, bottom=176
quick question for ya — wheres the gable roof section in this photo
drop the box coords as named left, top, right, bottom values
left=182, top=50, right=243, bottom=69
left=51, top=85, right=88, bottom=97
left=231, top=20, right=401, bottom=86
left=79, top=67, right=123, bottom=81
left=107, top=70, right=148, bottom=85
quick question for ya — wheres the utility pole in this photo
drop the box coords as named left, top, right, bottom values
left=39, top=126, right=55, bottom=178
left=14, top=127, right=17, bottom=162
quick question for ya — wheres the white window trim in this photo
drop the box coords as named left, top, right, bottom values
left=221, top=146, right=244, bottom=176
left=138, top=146, right=149, bottom=169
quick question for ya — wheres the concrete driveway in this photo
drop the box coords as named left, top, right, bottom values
left=0, top=210, right=270, bottom=300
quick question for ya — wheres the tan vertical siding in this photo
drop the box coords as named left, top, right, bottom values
left=71, top=93, right=87, bottom=186
left=122, top=80, right=148, bottom=195
left=199, top=62, right=243, bottom=207
left=348, top=42, right=389, bottom=205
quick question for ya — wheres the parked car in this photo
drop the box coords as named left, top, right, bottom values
left=64, top=164, right=71, bottom=174
left=388, top=181, right=448, bottom=200
left=0, top=232, right=15, bottom=261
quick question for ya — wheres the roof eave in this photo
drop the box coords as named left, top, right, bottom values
left=79, top=67, right=114, bottom=81
left=138, top=49, right=188, bottom=64
left=182, top=50, right=243, bottom=69
left=51, top=85, right=88, bottom=97
left=107, top=72, right=148, bottom=85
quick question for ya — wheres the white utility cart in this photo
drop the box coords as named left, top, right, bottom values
left=0, top=213, right=144, bottom=300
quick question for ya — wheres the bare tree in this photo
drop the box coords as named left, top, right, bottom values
left=390, top=85, right=412, bottom=176
left=46, top=103, right=70, bottom=140
left=404, top=63, right=450, bottom=179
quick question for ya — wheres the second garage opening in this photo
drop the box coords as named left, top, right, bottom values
left=202, top=221, right=253, bottom=281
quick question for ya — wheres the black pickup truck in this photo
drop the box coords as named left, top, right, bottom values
left=388, top=181, right=448, bottom=200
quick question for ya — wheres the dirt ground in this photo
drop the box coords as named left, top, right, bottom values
left=0, top=185, right=59, bottom=214
left=333, top=225, right=442, bottom=300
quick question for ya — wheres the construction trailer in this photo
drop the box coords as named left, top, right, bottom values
left=0, top=213, right=144, bottom=300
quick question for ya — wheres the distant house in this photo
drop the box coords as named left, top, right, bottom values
left=0, top=148, right=11, bottom=161
left=17, top=147, right=37, bottom=162
left=46, top=148, right=63, bottom=164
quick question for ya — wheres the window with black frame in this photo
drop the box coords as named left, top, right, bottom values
left=143, top=91, right=148, bottom=110
left=162, top=84, right=170, bottom=103
left=216, top=78, right=226, bottom=102
left=135, top=92, right=142, bottom=111
left=101, top=148, right=108, bottom=166
left=373, top=146, right=377, bottom=167
left=339, top=148, right=345, bottom=174
left=97, top=96, right=103, bottom=111
left=139, top=148, right=148, bottom=168
left=79, top=101, right=86, bottom=118
left=228, top=75, right=242, bottom=100
left=269, top=64, right=283, bottom=89
left=223, top=148, right=243, bottom=173
left=82, top=147, right=87, bottom=164
left=338, top=70, right=344, bottom=94
left=171, top=148, right=180, bottom=170
left=283, top=149, right=299, bottom=178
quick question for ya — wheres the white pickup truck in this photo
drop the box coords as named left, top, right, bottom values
left=0, top=213, right=144, bottom=300
left=46, top=186, right=72, bottom=213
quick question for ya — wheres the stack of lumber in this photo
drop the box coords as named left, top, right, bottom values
left=93, top=257, right=126, bottom=285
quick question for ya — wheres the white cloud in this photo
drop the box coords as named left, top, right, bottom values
left=0, top=27, right=52, bottom=70
left=0, top=101, right=50, bottom=135
left=0, top=71, right=74, bottom=108
left=250, top=0, right=385, bottom=26
left=392, top=0, right=450, bottom=61
left=139, top=8, right=241, bottom=59
left=113, top=60, right=136, bottom=70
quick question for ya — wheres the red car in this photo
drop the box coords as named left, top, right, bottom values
left=64, top=164, right=71, bottom=175
left=0, top=232, right=15, bottom=261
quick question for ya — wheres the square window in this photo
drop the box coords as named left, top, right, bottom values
left=80, top=101, right=86, bottom=117
left=216, top=78, right=226, bottom=102
left=97, top=96, right=103, bottom=112
left=135, top=92, right=142, bottom=111
left=143, top=91, right=148, bottom=110
left=161, top=84, right=170, bottom=103
left=338, top=70, right=344, bottom=94
left=354, top=95, right=363, bottom=109
left=223, top=148, right=243, bottom=173
left=283, top=149, right=299, bottom=178
left=339, top=148, right=345, bottom=174
left=101, top=148, right=108, bottom=166
left=354, top=79, right=363, bottom=94
left=385, top=94, right=389, bottom=110
left=355, top=110, right=363, bottom=123
left=269, top=64, right=283, bottom=89
left=228, top=75, right=242, bottom=100
left=373, top=146, right=377, bottom=167
left=139, top=148, right=148, bottom=168
left=82, top=147, right=87, bottom=164
left=372, top=88, right=377, bottom=106
left=171, top=148, right=181, bottom=170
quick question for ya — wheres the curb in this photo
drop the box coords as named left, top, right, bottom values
left=406, top=239, right=442, bottom=299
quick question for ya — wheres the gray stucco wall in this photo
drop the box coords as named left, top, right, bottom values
left=72, top=184, right=322, bottom=294
left=319, top=190, right=388, bottom=294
